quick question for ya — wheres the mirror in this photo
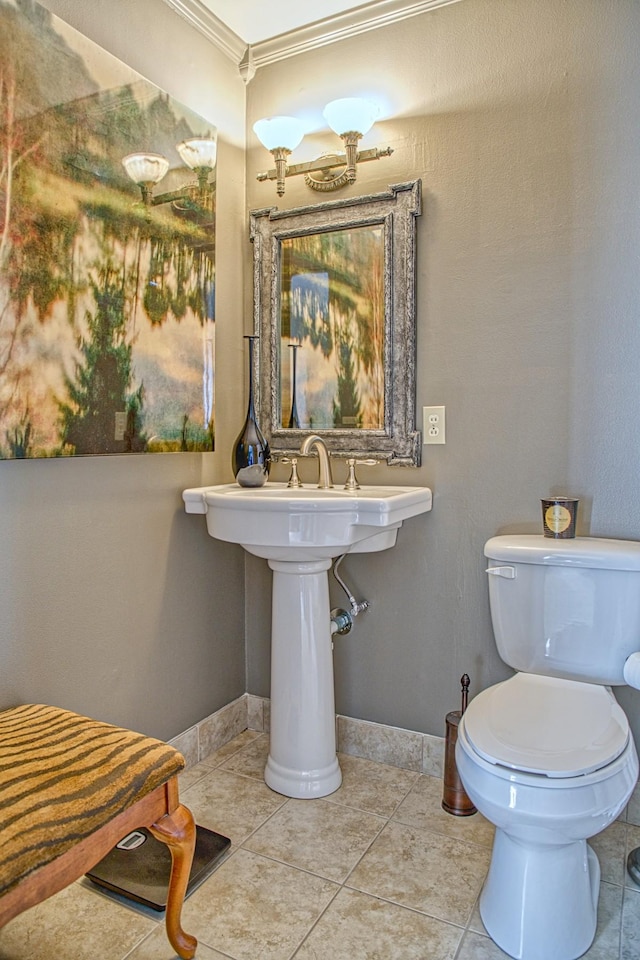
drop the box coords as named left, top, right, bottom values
left=250, top=180, right=422, bottom=465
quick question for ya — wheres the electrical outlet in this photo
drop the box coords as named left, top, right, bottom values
left=423, top=405, right=445, bottom=444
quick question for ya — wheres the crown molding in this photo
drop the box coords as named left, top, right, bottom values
left=249, top=0, right=463, bottom=71
left=160, top=0, right=247, bottom=64
left=163, top=0, right=463, bottom=77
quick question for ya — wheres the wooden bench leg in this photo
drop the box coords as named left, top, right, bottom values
left=149, top=803, right=198, bottom=960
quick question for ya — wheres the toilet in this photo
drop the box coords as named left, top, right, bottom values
left=455, top=535, right=640, bottom=960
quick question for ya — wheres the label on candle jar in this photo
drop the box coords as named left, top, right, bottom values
left=544, top=503, right=572, bottom=534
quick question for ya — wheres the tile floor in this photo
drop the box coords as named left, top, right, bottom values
left=1, top=730, right=639, bottom=960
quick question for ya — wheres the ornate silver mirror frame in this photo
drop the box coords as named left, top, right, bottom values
left=250, top=180, right=422, bottom=465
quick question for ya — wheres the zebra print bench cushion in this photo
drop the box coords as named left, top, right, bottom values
left=0, top=703, right=185, bottom=897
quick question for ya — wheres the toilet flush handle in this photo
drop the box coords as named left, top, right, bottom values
left=486, top=565, right=516, bottom=579
left=623, top=652, right=640, bottom=690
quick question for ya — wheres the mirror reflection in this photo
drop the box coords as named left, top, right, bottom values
left=279, top=225, right=385, bottom=431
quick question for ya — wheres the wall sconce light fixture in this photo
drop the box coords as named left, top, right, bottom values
left=254, top=98, right=392, bottom=196
left=252, top=117, right=305, bottom=198
left=122, top=137, right=217, bottom=208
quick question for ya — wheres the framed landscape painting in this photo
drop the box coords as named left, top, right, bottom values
left=0, top=0, right=216, bottom=458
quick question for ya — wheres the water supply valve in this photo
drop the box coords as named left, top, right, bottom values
left=330, top=608, right=352, bottom=636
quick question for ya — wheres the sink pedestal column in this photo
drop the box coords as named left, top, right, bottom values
left=265, top=558, right=342, bottom=799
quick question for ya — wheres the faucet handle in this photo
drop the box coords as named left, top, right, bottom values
left=281, top=457, right=303, bottom=489
left=344, top=457, right=378, bottom=492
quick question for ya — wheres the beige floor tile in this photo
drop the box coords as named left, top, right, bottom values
left=621, top=886, right=640, bottom=960
left=468, top=898, right=487, bottom=936
left=392, top=774, right=495, bottom=848
left=627, top=784, right=640, bottom=827
left=126, top=924, right=235, bottom=959
left=0, top=882, right=157, bottom=960
left=583, top=882, right=624, bottom=960
left=326, top=753, right=419, bottom=817
left=456, top=931, right=511, bottom=959
left=180, top=849, right=338, bottom=960
left=625, top=823, right=640, bottom=890
left=180, top=767, right=287, bottom=845
left=0, top=747, right=634, bottom=960
left=244, top=797, right=385, bottom=882
left=293, top=886, right=462, bottom=960
left=179, top=759, right=220, bottom=792
left=220, top=734, right=270, bottom=780
left=221, top=744, right=420, bottom=817
left=347, top=820, right=490, bottom=926
left=589, top=820, right=627, bottom=886
left=199, top=729, right=262, bottom=768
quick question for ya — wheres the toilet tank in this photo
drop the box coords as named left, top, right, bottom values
left=484, top=535, right=640, bottom=685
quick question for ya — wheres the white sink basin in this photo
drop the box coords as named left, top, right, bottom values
left=183, top=482, right=433, bottom=561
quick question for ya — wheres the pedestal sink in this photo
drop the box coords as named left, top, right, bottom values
left=183, top=481, right=432, bottom=798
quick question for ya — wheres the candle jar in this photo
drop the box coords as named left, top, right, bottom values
left=541, top=497, right=579, bottom=538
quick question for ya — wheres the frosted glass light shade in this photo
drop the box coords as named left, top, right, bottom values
left=122, top=153, right=170, bottom=185
left=177, top=137, right=217, bottom=170
left=253, top=116, right=304, bottom=152
left=323, top=98, right=379, bottom=136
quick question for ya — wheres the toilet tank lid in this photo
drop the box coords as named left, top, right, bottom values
left=485, top=535, right=640, bottom=570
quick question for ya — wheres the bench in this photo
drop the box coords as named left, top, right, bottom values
left=0, top=703, right=197, bottom=958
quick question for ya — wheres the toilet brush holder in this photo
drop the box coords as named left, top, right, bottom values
left=442, top=674, right=477, bottom=817
left=627, top=847, right=640, bottom=885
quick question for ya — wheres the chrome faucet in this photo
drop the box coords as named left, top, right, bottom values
left=299, top=434, right=334, bottom=489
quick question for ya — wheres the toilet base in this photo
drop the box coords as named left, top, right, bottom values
left=480, top=828, right=600, bottom=960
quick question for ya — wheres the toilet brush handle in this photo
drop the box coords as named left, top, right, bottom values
left=460, top=674, right=470, bottom=713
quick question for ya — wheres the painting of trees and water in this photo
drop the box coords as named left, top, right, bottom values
left=0, top=0, right=216, bottom=458
left=279, top=225, right=384, bottom=430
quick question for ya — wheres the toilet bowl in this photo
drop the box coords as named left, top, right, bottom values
left=456, top=672, right=639, bottom=960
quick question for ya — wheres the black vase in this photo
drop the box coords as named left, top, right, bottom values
left=233, top=336, right=271, bottom=487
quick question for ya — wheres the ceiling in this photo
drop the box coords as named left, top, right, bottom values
left=166, top=0, right=460, bottom=75
left=197, top=0, right=368, bottom=45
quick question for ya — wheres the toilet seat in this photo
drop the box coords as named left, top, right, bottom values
left=463, top=673, right=629, bottom=777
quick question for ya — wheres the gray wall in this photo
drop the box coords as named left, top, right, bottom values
left=0, top=0, right=248, bottom=740
left=3, top=0, right=640, bottom=749
left=245, top=0, right=640, bottom=744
